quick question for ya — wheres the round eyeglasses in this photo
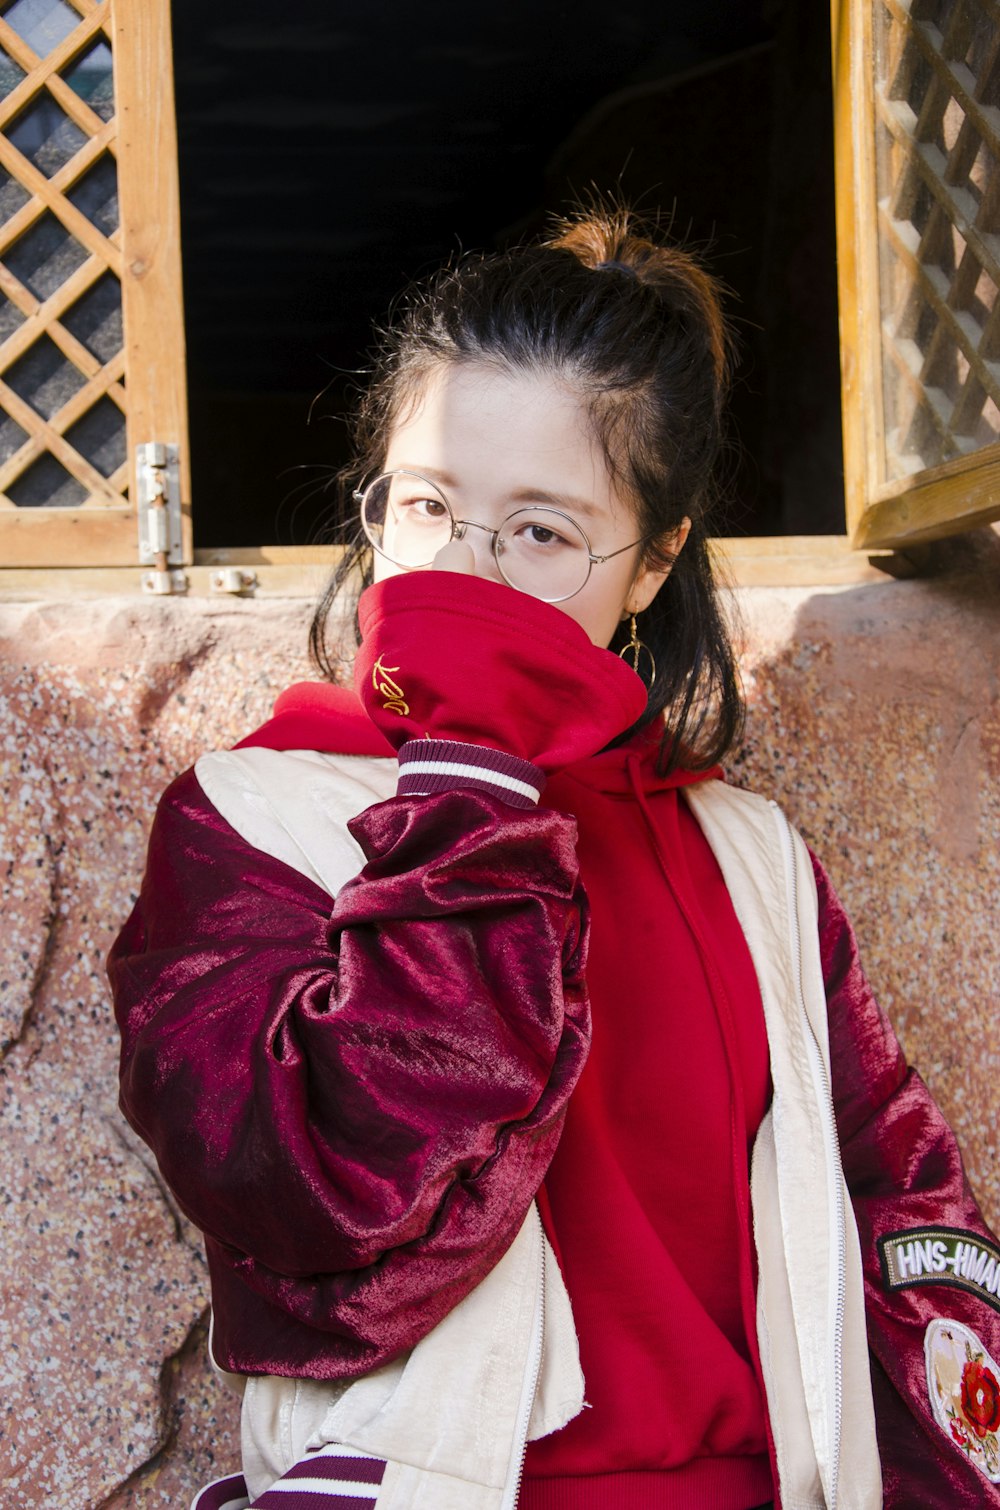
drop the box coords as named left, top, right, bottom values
left=356, top=471, right=648, bottom=604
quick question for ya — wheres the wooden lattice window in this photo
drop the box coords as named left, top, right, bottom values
left=0, top=0, right=188, bottom=568
left=1, top=2, right=995, bottom=583
left=834, top=0, right=1000, bottom=549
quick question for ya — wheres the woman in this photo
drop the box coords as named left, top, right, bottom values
left=109, top=208, right=1000, bottom=1509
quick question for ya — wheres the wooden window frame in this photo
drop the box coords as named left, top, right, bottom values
left=0, top=0, right=190, bottom=570
left=3, top=0, right=997, bottom=595
left=832, top=0, right=1000, bottom=551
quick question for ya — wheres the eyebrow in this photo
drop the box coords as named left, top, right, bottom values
left=390, top=464, right=604, bottom=520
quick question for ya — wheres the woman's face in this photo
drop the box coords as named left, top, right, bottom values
left=373, top=362, right=687, bottom=648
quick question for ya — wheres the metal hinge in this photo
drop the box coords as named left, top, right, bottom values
left=137, top=442, right=188, bottom=594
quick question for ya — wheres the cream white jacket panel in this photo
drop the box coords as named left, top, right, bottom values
left=686, top=784, right=881, bottom=1510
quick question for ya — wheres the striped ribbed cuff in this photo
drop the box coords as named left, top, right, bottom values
left=397, top=739, right=545, bottom=808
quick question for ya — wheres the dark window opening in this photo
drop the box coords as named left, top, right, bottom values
left=172, top=0, right=843, bottom=549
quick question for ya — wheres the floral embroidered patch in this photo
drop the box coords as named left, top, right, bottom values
left=925, top=1317, right=1000, bottom=1482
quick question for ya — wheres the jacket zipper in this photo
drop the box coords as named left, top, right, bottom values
left=772, top=803, right=845, bottom=1509
left=499, top=1215, right=546, bottom=1510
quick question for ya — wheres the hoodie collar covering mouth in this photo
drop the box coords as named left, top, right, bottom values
left=237, top=677, right=721, bottom=795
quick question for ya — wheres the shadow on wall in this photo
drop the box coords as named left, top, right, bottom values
left=1, top=544, right=998, bottom=1505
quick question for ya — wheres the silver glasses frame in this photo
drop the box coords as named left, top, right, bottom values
left=355, top=469, right=649, bottom=604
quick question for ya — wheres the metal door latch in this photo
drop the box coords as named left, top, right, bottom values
left=137, top=442, right=188, bottom=594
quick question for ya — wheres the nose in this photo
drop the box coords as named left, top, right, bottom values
left=431, top=537, right=475, bottom=574
left=436, top=519, right=504, bottom=582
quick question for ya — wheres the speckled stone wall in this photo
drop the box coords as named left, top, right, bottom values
left=1, top=560, right=998, bottom=1508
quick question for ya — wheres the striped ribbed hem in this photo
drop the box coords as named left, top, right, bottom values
left=190, top=1472, right=250, bottom=1510
left=397, top=738, right=544, bottom=808
left=249, top=1443, right=386, bottom=1507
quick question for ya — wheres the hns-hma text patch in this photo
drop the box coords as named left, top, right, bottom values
left=879, top=1228, right=1000, bottom=1314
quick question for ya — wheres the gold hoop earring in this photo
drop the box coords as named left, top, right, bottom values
left=618, top=614, right=656, bottom=687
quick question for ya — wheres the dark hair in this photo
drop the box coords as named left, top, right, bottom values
left=310, top=205, right=744, bottom=773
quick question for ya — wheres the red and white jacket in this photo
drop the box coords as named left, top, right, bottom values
left=110, top=573, right=1000, bottom=1509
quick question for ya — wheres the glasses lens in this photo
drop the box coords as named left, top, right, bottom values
left=495, top=508, right=591, bottom=601
left=360, top=473, right=454, bottom=567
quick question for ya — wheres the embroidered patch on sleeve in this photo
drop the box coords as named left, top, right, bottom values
left=925, top=1318, right=1000, bottom=1482
left=879, top=1228, right=1000, bottom=1314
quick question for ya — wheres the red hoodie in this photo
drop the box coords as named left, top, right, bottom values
left=522, top=740, right=773, bottom=1509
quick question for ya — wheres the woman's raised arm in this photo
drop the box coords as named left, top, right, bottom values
left=108, top=572, right=646, bottom=1378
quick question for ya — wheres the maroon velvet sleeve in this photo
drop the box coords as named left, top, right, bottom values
left=814, top=852, right=1000, bottom=1506
left=109, top=768, right=591, bottom=1379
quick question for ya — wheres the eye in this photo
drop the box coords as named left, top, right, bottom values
left=515, top=519, right=573, bottom=549
left=411, top=495, right=448, bottom=519
left=392, top=492, right=449, bottom=522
